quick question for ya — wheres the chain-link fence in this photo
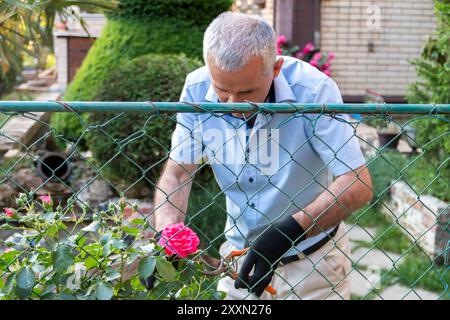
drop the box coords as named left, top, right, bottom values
left=0, top=101, right=448, bottom=300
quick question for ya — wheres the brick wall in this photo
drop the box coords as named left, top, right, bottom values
left=320, top=0, right=437, bottom=97
left=232, top=0, right=274, bottom=26
left=234, top=0, right=436, bottom=99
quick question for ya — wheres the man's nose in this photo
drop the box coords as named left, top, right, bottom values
left=227, top=95, right=244, bottom=103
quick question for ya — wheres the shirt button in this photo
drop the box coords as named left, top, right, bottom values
left=250, top=203, right=255, bottom=208
left=249, top=177, right=254, bottom=183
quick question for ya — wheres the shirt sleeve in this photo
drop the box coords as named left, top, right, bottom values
left=168, top=79, right=204, bottom=164
left=305, top=78, right=366, bottom=176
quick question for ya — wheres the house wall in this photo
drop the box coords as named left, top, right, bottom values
left=234, top=0, right=437, bottom=99
left=232, top=0, right=274, bottom=26
left=53, top=13, right=106, bottom=91
left=320, top=0, right=437, bottom=98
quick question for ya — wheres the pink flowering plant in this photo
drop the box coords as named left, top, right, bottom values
left=158, top=222, right=200, bottom=258
left=277, top=35, right=335, bottom=77
left=0, top=193, right=224, bottom=300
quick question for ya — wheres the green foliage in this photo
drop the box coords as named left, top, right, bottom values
left=0, top=0, right=117, bottom=76
left=62, top=17, right=206, bottom=102
left=365, top=151, right=409, bottom=205
left=0, top=194, right=223, bottom=300
left=406, top=0, right=449, bottom=196
left=365, top=149, right=449, bottom=203
left=0, top=69, right=17, bottom=98
left=407, top=0, right=450, bottom=105
left=392, top=248, right=449, bottom=295
left=83, top=53, right=202, bottom=187
left=113, top=0, right=233, bottom=25
left=52, top=0, right=232, bottom=145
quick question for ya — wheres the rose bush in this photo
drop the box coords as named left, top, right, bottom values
left=277, top=35, right=334, bottom=76
left=0, top=194, right=224, bottom=300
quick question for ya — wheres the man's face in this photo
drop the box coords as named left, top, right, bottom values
left=208, top=55, right=283, bottom=117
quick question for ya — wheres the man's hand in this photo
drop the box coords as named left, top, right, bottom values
left=234, top=215, right=306, bottom=297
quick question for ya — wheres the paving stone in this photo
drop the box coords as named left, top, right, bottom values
left=347, top=225, right=377, bottom=243
left=374, top=284, right=440, bottom=300
left=351, top=247, right=401, bottom=270
left=350, top=269, right=381, bottom=298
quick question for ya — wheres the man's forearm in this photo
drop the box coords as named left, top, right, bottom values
left=152, top=170, right=193, bottom=233
left=293, top=166, right=373, bottom=238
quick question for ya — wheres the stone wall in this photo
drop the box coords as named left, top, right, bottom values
left=383, top=181, right=449, bottom=264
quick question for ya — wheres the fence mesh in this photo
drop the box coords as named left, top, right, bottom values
left=0, top=101, right=448, bottom=300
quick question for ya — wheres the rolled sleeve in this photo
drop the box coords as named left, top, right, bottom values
left=306, top=78, right=366, bottom=176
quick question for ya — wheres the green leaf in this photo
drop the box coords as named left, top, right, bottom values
left=0, top=223, right=15, bottom=230
left=126, top=252, right=139, bottom=265
left=102, top=243, right=111, bottom=258
left=84, top=256, right=99, bottom=270
left=111, top=239, right=127, bottom=250
left=95, top=282, right=114, bottom=300
left=105, top=270, right=121, bottom=281
left=131, top=218, right=145, bottom=225
left=3, top=272, right=16, bottom=295
left=156, top=258, right=178, bottom=282
left=82, top=221, right=100, bottom=233
left=15, top=267, right=35, bottom=299
left=77, top=236, right=87, bottom=247
left=123, top=226, right=139, bottom=236
left=41, top=292, right=57, bottom=300
left=138, top=256, right=156, bottom=279
left=100, top=232, right=112, bottom=246
left=0, top=250, right=21, bottom=266
left=57, top=292, right=77, bottom=300
left=53, top=243, right=75, bottom=273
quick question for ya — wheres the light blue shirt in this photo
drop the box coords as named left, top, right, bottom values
left=170, top=56, right=366, bottom=254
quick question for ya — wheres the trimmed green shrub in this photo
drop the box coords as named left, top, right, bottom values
left=406, top=0, right=449, bottom=201
left=113, top=0, right=234, bottom=25
left=52, top=0, right=232, bottom=144
left=85, top=53, right=202, bottom=188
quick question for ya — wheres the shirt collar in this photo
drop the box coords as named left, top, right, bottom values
left=204, top=68, right=297, bottom=103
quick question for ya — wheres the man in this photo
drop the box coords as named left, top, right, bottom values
left=151, top=12, right=373, bottom=300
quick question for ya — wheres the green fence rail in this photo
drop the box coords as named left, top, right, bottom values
left=0, top=101, right=448, bottom=300
left=1, top=101, right=450, bottom=113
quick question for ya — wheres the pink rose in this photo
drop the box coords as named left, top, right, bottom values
left=328, top=51, right=335, bottom=60
left=4, top=208, right=14, bottom=218
left=276, top=35, right=287, bottom=46
left=158, top=223, right=200, bottom=258
left=40, top=195, right=52, bottom=205
left=309, top=59, right=318, bottom=67
left=277, top=47, right=282, bottom=55
left=295, top=52, right=304, bottom=60
left=312, top=52, right=322, bottom=61
left=323, top=62, right=331, bottom=69
left=302, top=42, right=315, bottom=55
left=324, top=69, right=332, bottom=77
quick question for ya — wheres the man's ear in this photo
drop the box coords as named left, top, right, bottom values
left=273, top=58, right=284, bottom=78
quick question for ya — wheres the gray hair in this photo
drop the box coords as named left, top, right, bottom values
left=203, top=12, right=277, bottom=75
